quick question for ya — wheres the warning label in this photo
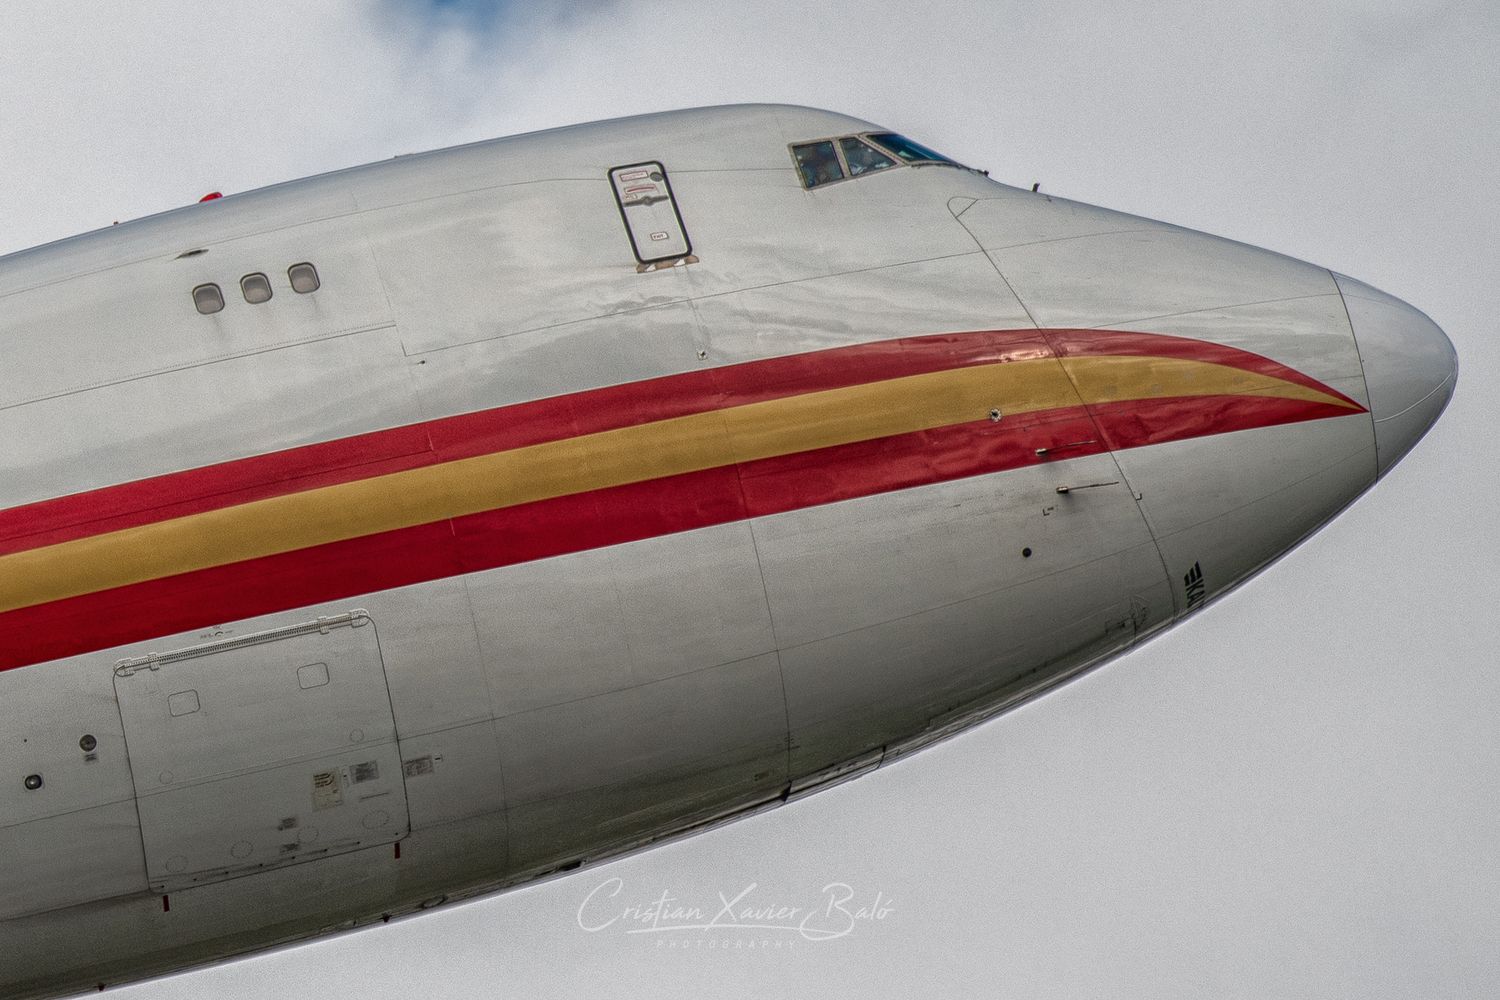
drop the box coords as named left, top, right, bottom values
left=312, top=770, right=344, bottom=811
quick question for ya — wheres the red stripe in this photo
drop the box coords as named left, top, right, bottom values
left=0, top=329, right=1053, bottom=556
left=1088, top=394, right=1362, bottom=451
left=0, top=392, right=1354, bottom=672
left=738, top=406, right=1102, bottom=515
left=0, top=329, right=1344, bottom=557
left=0, top=406, right=1088, bottom=670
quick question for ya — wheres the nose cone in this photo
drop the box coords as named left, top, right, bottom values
left=1334, top=273, right=1458, bottom=476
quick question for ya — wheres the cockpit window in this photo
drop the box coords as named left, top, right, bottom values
left=792, top=131, right=963, bottom=190
left=792, top=141, right=845, bottom=188
left=867, top=133, right=959, bottom=166
left=839, top=137, right=897, bottom=177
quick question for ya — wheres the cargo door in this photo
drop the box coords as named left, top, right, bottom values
left=113, top=611, right=408, bottom=893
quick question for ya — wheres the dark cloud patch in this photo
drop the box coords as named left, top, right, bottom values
left=384, top=0, right=620, bottom=35
left=421, top=0, right=515, bottom=28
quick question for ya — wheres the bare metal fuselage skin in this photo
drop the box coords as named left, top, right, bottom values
left=0, top=106, right=1455, bottom=997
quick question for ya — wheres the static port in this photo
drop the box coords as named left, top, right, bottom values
left=24, top=774, right=43, bottom=791
left=80, top=734, right=98, bottom=752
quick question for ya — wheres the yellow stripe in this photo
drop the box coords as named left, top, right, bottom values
left=0, top=356, right=1350, bottom=615
left=1060, top=355, right=1359, bottom=410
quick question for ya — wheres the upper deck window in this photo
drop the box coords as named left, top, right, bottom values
left=288, top=262, right=320, bottom=294
left=240, top=272, right=273, bottom=304
left=192, top=283, right=224, bottom=315
left=867, top=133, right=960, bottom=167
left=792, top=141, right=844, bottom=188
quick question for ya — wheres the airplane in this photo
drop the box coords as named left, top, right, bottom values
left=0, top=104, right=1456, bottom=998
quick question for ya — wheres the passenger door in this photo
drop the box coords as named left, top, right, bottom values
left=609, top=161, right=692, bottom=265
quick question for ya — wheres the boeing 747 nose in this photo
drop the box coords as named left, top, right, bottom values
left=0, top=104, right=1464, bottom=1000
left=1335, top=273, right=1459, bottom=475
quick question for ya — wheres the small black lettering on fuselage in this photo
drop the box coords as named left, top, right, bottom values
left=1184, top=562, right=1206, bottom=610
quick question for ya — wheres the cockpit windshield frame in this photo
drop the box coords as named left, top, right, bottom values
left=789, top=132, right=963, bottom=190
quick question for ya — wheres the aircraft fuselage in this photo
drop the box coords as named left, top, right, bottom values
left=0, top=105, right=1455, bottom=998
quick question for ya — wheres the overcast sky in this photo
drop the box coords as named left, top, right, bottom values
left=6, top=1, right=1498, bottom=996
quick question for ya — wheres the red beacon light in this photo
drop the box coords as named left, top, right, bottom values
left=199, top=191, right=223, bottom=202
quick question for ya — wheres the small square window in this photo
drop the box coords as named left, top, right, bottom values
left=241, top=272, right=273, bottom=304
left=167, top=690, right=201, bottom=717
left=297, top=662, right=331, bottom=690
left=192, top=283, right=224, bottom=314
left=288, top=262, right=320, bottom=294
